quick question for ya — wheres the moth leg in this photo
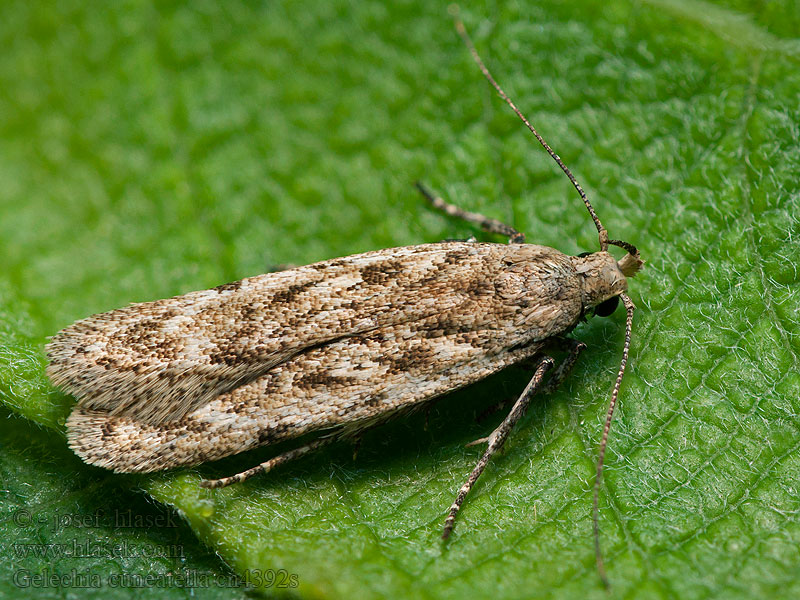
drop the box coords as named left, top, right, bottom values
left=443, top=355, right=555, bottom=539
left=198, top=435, right=337, bottom=489
left=542, top=338, right=586, bottom=394
left=415, top=181, right=525, bottom=244
left=474, top=394, right=513, bottom=424
left=475, top=340, right=584, bottom=426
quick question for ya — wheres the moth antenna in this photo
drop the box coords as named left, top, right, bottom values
left=451, top=8, right=641, bottom=584
left=449, top=5, right=609, bottom=251
left=593, top=292, right=635, bottom=588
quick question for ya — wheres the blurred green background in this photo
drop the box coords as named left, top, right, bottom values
left=1, top=0, right=799, bottom=598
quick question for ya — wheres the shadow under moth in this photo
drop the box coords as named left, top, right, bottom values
left=46, top=11, right=643, bottom=586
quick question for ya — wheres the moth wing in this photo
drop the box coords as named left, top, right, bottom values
left=66, top=306, right=550, bottom=472
left=49, top=242, right=565, bottom=424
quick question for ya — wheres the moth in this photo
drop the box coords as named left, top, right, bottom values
left=46, top=12, right=642, bottom=584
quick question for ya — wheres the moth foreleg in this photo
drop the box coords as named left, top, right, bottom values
left=442, top=355, right=555, bottom=539
left=542, top=338, right=587, bottom=394
left=198, top=435, right=337, bottom=489
left=414, top=181, right=526, bottom=244
left=475, top=339, right=585, bottom=425
left=351, top=435, right=362, bottom=461
left=466, top=338, right=582, bottom=443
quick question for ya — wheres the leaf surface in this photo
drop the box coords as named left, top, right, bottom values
left=1, top=1, right=799, bottom=598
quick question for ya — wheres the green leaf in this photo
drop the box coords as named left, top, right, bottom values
left=0, top=408, right=254, bottom=599
left=1, top=0, right=799, bottom=598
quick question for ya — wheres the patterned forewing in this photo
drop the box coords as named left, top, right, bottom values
left=66, top=307, right=551, bottom=472
left=48, top=242, right=580, bottom=424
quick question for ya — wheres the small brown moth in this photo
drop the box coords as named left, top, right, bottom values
left=46, top=10, right=642, bottom=585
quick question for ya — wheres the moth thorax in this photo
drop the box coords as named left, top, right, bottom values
left=571, top=251, right=628, bottom=311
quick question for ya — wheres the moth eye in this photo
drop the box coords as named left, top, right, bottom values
left=577, top=251, right=592, bottom=258
left=594, top=296, right=619, bottom=317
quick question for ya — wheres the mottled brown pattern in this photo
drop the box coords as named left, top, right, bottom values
left=48, top=243, right=629, bottom=473
left=65, top=311, right=552, bottom=471
left=214, top=280, right=243, bottom=293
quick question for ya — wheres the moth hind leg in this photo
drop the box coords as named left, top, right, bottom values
left=198, top=435, right=338, bottom=489
left=414, top=181, right=525, bottom=244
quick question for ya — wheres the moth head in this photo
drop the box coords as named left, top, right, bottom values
left=572, top=251, right=633, bottom=317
